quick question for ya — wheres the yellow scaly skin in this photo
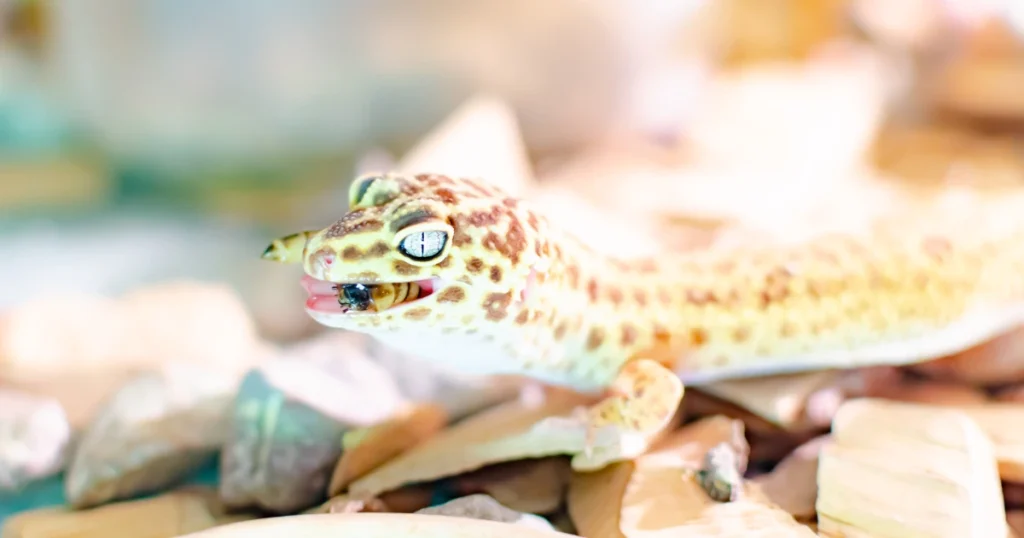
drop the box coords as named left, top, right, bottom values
left=264, top=172, right=1024, bottom=467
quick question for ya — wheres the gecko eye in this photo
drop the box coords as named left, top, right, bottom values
left=397, top=230, right=448, bottom=261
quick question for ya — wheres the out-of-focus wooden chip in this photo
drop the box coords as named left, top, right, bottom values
left=1009, top=510, right=1024, bottom=537
left=817, top=399, right=1007, bottom=538
left=752, top=435, right=830, bottom=519
left=699, top=371, right=844, bottom=429
left=868, top=379, right=990, bottom=405
left=344, top=389, right=600, bottom=499
left=911, top=326, right=1024, bottom=385
left=569, top=415, right=812, bottom=537
left=176, top=512, right=576, bottom=538
left=954, top=404, right=1024, bottom=483
left=452, top=457, right=572, bottom=514
left=0, top=282, right=268, bottom=429
left=1, top=487, right=252, bottom=538
left=398, top=93, right=535, bottom=198
left=328, top=403, right=448, bottom=496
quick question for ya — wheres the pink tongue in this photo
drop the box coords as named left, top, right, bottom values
left=301, top=275, right=337, bottom=295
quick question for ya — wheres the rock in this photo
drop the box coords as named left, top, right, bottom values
left=219, top=348, right=406, bottom=514
left=65, top=364, right=237, bottom=509
left=0, top=389, right=70, bottom=491
left=417, top=494, right=556, bottom=531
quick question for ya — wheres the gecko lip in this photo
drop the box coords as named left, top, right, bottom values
left=301, top=274, right=442, bottom=315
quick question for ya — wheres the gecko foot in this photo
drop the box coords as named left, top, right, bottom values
left=571, top=358, right=684, bottom=471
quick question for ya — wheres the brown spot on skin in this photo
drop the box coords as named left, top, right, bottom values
left=368, top=241, right=390, bottom=258
left=686, top=289, right=713, bottom=305
left=526, top=212, right=540, bottom=232
left=514, top=310, right=530, bottom=325
left=467, top=257, right=485, bottom=273
left=621, top=324, right=637, bottom=347
left=565, top=265, right=580, bottom=289
left=466, top=206, right=502, bottom=227
left=586, top=327, right=605, bottom=351
left=587, top=279, right=599, bottom=302
left=554, top=321, right=568, bottom=340
left=342, top=246, right=362, bottom=261
left=437, top=286, right=466, bottom=303
left=634, top=289, right=648, bottom=307
left=393, top=260, right=420, bottom=276
left=690, top=328, right=708, bottom=346
left=657, top=287, right=673, bottom=305
left=780, top=322, right=799, bottom=338
left=483, top=292, right=513, bottom=321
left=502, top=198, right=519, bottom=209
left=354, top=271, right=380, bottom=280
left=435, top=188, right=458, bottom=204
left=504, top=218, right=527, bottom=263
left=636, top=259, right=658, bottom=273
left=490, top=266, right=502, bottom=283
left=437, top=256, right=452, bottom=269
left=732, top=326, right=751, bottom=343
left=607, top=287, right=624, bottom=306
left=403, top=307, right=431, bottom=320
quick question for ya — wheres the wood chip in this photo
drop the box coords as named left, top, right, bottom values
left=1, top=488, right=244, bottom=538
left=451, top=457, right=572, bottom=514
left=698, top=371, right=844, bottom=430
left=175, top=512, right=576, bottom=538
left=911, top=326, right=1024, bottom=385
left=343, top=389, right=602, bottom=499
left=569, top=415, right=813, bottom=537
left=752, top=435, right=830, bottom=519
left=955, top=404, right=1024, bottom=483
left=328, top=403, right=448, bottom=496
left=817, top=398, right=1007, bottom=538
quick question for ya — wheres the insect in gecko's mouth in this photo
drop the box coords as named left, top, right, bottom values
left=301, top=275, right=441, bottom=315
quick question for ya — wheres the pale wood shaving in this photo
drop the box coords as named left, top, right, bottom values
left=344, top=389, right=599, bottom=499
left=955, top=405, right=1024, bottom=483
left=817, top=398, right=1007, bottom=538
left=698, top=371, right=844, bottom=430
left=328, top=403, right=449, bottom=495
left=0, top=488, right=248, bottom=538
left=175, top=512, right=576, bottom=538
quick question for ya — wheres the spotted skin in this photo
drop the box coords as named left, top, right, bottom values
left=265, top=172, right=1024, bottom=463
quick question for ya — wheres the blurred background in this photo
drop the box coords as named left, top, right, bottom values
left=2, top=0, right=1024, bottom=340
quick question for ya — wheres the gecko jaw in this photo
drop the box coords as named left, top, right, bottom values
left=301, top=274, right=442, bottom=316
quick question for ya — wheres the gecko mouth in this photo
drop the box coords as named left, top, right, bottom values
left=302, top=275, right=440, bottom=314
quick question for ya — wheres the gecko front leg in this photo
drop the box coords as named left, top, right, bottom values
left=571, top=358, right=685, bottom=471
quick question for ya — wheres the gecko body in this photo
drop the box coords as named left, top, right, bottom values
left=267, top=172, right=1024, bottom=391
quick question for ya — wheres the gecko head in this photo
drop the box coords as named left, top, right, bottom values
left=298, top=172, right=542, bottom=331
